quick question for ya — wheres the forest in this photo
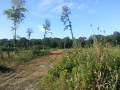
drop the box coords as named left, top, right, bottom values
left=0, top=31, right=120, bottom=51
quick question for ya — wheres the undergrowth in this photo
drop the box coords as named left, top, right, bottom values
left=36, top=38, right=120, bottom=90
left=0, top=49, right=49, bottom=70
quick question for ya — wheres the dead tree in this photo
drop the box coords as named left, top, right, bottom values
left=61, top=5, right=74, bottom=39
left=43, top=19, right=52, bottom=50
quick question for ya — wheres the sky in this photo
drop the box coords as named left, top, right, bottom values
left=0, top=0, right=120, bottom=39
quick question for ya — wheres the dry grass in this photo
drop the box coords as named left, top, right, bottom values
left=0, top=49, right=64, bottom=90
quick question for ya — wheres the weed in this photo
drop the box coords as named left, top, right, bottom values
left=36, top=38, right=120, bottom=89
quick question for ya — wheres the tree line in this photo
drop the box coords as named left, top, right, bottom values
left=0, top=31, right=120, bottom=51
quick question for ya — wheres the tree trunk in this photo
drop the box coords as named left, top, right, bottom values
left=68, top=16, right=74, bottom=40
left=64, top=39, right=66, bottom=49
left=0, top=51, right=4, bottom=59
left=7, top=50, right=10, bottom=58
left=28, top=40, right=30, bottom=49
left=69, top=22, right=74, bottom=39
left=14, top=22, right=17, bottom=54
left=43, top=34, right=45, bottom=50
left=71, top=29, right=74, bottom=39
left=28, top=36, right=30, bottom=49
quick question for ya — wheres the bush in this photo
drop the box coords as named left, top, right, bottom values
left=36, top=38, right=120, bottom=90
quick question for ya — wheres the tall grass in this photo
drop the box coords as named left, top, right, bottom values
left=36, top=38, right=120, bottom=89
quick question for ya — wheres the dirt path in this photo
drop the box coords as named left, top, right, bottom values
left=0, top=50, right=64, bottom=90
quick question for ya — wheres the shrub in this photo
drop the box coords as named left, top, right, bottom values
left=37, top=38, right=120, bottom=90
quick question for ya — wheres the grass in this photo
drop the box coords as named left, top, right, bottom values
left=0, top=49, right=50, bottom=70
left=0, top=49, right=64, bottom=90
left=0, top=40, right=120, bottom=89
left=35, top=39, right=120, bottom=90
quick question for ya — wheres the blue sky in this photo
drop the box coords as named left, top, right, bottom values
left=0, top=0, right=120, bottom=39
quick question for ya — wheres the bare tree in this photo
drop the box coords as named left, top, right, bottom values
left=43, top=19, right=52, bottom=38
left=43, top=19, right=52, bottom=50
left=27, top=28, right=33, bottom=40
left=61, top=5, right=74, bottom=39
left=26, top=28, right=33, bottom=48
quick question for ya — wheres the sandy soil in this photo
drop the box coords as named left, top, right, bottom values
left=0, top=50, right=64, bottom=90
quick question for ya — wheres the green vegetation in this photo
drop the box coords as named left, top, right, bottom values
left=0, top=31, right=120, bottom=51
left=0, top=49, right=49, bottom=69
left=35, top=38, right=120, bottom=89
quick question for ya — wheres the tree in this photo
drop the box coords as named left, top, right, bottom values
left=20, top=37, right=27, bottom=49
left=61, top=6, right=74, bottom=39
left=43, top=19, right=52, bottom=50
left=78, top=37, right=87, bottom=47
left=43, top=19, right=52, bottom=38
left=26, top=28, right=33, bottom=40
left=3, top=0, right=27, bottom=53
left=113, top=31, right=120, bottom=45
left=0, top=47, right=4, bottom=59
left=26, top=28, right=33, bottom=48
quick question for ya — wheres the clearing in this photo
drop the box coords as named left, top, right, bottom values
left=0, top=49, right=65, bottom=90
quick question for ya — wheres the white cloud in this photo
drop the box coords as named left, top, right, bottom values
left=51, top=5, right=62, bottom=13
left=55, top=0, right=65, bottom=3
left=39, top=0, right=52, bottom=7
left=26, top=0, right=34, bottom=6
left=51, top=3, right=74, bottom=14
left=38, top=24, right=44, bottom=33
left=37, top=0, right=52, bottom=11
left=77, top=3, right=86, bottom=10
left=37, top=0, right=65, bottom=11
